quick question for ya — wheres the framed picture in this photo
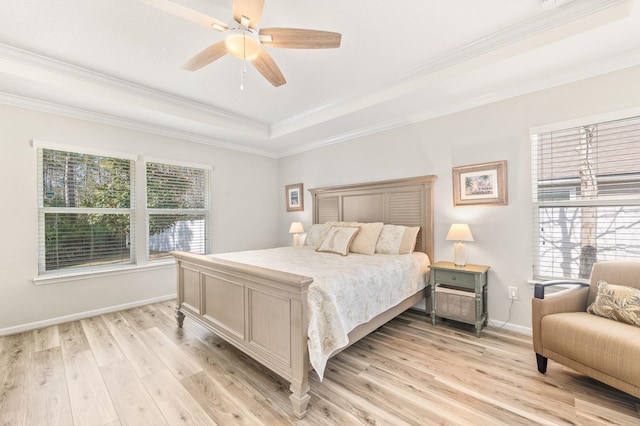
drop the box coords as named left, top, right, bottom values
left=452, top=160, right=507, bottom=206
left=285, top=183, right=304, bottom=212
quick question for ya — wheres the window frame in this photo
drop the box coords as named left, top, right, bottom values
left=33, top=141, right=213, bottom=284
left=144, top=157, right=212, bottom=261
left=530, top=109, right=640, bottom=280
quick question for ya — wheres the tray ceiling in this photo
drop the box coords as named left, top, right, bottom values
left=1, top=0, right=639, bottom=157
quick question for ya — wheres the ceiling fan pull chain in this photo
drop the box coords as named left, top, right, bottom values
left=239, top=33, right=248, bottom=91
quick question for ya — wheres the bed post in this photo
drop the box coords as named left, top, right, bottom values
left=289, top=381, right=310, bottom=419
left=289, top=288, right=310, bottom=418
left=174, top=257, right=186, bottom=328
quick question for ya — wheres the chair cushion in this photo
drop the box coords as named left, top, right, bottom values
left=542, top=312, right=640, bottom=386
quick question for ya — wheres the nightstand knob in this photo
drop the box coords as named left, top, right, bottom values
left=452, top=275, right=457, bottom=280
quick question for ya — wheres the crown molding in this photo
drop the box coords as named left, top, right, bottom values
left=0, top=42, right=269, bottom=137
left=270, top=0, right=633, bottom=139
left=0, top=92, right=278, bottom=158
left=277, top=47, right=640, bottom=158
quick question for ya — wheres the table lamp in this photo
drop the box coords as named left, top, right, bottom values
left=446, top=224, right=474, bottom=266
left=289, top=222, right=304, bottom=246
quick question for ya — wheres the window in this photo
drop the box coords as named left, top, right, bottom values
left=146, top=161, right=210, bottom=260
left=36, top=143, right=212, bottom=279
left=531, top=115, right=640, bottom=280
left=38, top=147, right=134, bottom=273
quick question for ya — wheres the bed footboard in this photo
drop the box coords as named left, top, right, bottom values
left=171, top=251, right=314, bottom=418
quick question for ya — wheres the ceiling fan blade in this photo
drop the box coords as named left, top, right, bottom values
left=182, top=41, right=228, bottom=71
left=259, top=28, right=342, bottom=49
left=138, top=0, right=228, bottom=31
left=251, top=48, right=286, bottom=87
left=233, top=0, right=264, bottom=29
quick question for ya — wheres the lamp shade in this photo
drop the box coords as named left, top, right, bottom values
left=445, top=224, right=474, bottom=242
left=289, top=222, right=304, bottom=234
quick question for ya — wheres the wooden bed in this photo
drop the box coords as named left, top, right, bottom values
left=172, top=175, right=436, bottom=418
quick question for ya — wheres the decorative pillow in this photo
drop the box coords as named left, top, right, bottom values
left=587, top=280, right=640, bottom=327
left=375, top=225, right=420, bottom=255
left=349, top=222, right=384, bottom=255
left=317, top=226, right=360, bottom=256
left=304, top=224, right=329, bottom=248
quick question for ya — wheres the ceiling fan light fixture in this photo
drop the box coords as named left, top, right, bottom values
left=226, top=29, right=261, bottom=60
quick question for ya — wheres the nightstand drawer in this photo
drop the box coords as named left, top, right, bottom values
left=434, top=270, right=475, bottom=287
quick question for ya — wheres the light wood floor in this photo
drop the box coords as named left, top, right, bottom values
left=1, top=301, right=639, bottom=425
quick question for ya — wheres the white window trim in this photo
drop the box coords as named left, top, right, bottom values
left=33, top=260, right=174, bottom=285
left=530, top=108, right=640, bottom=280
left=529, top=106, right=640, bottom=136
left=145, top=159, right=212, bottom=261
left=32, top=139, right=138, bottom=161
left=33, top=144, right=214, bottom=283
left=36, top=142, right=136, bottom=276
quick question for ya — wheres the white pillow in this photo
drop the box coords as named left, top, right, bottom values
left=317, top=226, right=360, bottom=256
left=375, top=225, right=420, bottom=254
left=350, top=222, right=384, bottom=255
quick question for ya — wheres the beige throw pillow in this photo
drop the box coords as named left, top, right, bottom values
left=375, top=225, right=420, bottom=255
left=587, top=280, right=640, bottom=327
left=350, top=222, right=384, bottom=255
left=317, top=226, right=360, bottom=256
left=304, top=224, right=329, bottom=248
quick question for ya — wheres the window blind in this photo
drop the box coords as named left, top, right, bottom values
left=146, top=161, right=210, bottom=259
left=38, top=148, right=134, bottom=273
left=531, top=115, right=640, bottom=279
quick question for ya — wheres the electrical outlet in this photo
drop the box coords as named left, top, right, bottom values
left=508, top=286, right=519, bottom=300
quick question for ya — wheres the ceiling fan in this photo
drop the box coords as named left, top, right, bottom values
left=140, top=0, right=342, bottom=87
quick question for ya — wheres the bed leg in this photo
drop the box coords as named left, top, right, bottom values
left=289, top=381, right=310, bottom=419
left=175, top=307, right=185, bottom=328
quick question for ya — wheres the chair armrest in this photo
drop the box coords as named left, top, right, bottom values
left=531, top=280, right=591, bottom=354
left=534, top=280, right=589, bottom=299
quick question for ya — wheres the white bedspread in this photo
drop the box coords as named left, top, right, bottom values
left=213, top=246, right=430, bottom=379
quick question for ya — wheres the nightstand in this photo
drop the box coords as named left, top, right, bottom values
left=429, top=261, right=490, bottom=337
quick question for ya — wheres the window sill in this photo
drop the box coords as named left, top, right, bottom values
left=33, top=260, right=175, bottom=286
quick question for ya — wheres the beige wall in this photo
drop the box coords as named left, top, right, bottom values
left=0, top=104, right=280, bottom=333
left=277, top=66, right=640, bottom=333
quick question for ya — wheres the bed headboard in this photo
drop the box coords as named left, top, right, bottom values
left=308, top=175, right=437, bottom=262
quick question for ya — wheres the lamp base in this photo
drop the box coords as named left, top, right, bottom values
left=292, top=234, right=301, bottom=247
left=453, top=242, right=466, bottom=266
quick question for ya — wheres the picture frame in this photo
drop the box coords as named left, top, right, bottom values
left=452, top=160, right=507, bottom=206
left=285, top=183, right=304, bottom=212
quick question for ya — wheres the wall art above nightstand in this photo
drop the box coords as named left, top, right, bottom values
left=452, top=160, right=507, bottom=207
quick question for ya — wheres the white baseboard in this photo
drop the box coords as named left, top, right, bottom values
left=486, top=319, right=532, bottom=336
left=411, top=306, right=533, bottom=336
left=1, top=294, right=533, bottom=338
left=0, top=293, right=177, bottom=337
